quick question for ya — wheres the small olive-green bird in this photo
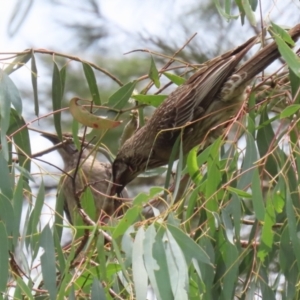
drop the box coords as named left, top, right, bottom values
left=112, top=24, right=300, bottom=194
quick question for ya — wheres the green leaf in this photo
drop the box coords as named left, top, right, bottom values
left=150, top=226, right=173, bottom=300
left=60, top=64, right=67, bottom=97
left=166, top=224, right=211, bottom=265
left=256, top=108, right=278, bottom=178
left=143, top=225, right=163, bottom=300
left=271, top=26, right=300, bottom=77
left=8, top=108, right=31, bottom=172
left=148, top=56, right=160, bottom=88
left=0, top=151, right=13, bottom=200
left=0, top=69, right=22, bottom=160
left=0, top=222, right=9, bottom=292
left=286, top=190, right=300, bottom=270
left=221, top=208, right=234, bottom=244
left=205, top=138, right=222, bottom=232
left=259, top=267, right=275, bottom=299
left=214, top=0, right=239, bottom=21
left=249, top=0, right=258, bottom=10
left=271, top=22, right=295, bottom=46
left=52, top=61, right=63, bottom=140
left=289, top=68, right=300, bottom=104
left=53, top=229, right=66, bottom=277
left=132, top=226, right=148, bottom=300
left=91, top=278, right=106, bottom=300
left=108, top=81, right=136, bottom=109
left=112, top=205, right=140, bottom=239
left=40, top=224, right=57, bottom=300
left=226, top=186, right=252, bottom=198
left=258, top=196, right=275, bottom=262
left=164, top=229, right=188, bottom=299
left=132, top=94, right=167, bottom=107
left=96, top=233, right=107, bottom=281
left=0, top=194, right=15, bottom=251
left=163, top=72, right=186, bottom=86
left=13, top=175, right=24, bottom=245
left=235, top=0, right=246, bottom=24
left=16, top=277, right=34, bottom=300
left=280, top=104, right=300, bottom=119
left=221, top=241, right=239, bottom=300
left=237, top=132, right=257, bottom=190
left=279, top=226, right=298, bottom=298
left=185, top=185, right=202, bottom=233
left=27, top=181, right=45, bottom=250
left=0, top=70, right=22, bottom=116
left=251, top=168, right=265, bottom=221
left=31, top=51, right=39, bottom=116
left=4, top=52, right=31, bottom=75
left=187, top=147, right=202, bottom=185
left=241, top=0, right=256, bottom=26
left=82, top=62, right=101, bottom=105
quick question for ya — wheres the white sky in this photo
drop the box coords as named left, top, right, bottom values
left=0, top=0, right=191, bottom=53
left=1, top=1, right=300, bottom=54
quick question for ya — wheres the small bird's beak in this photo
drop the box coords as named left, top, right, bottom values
left=110, top=181, right=125, bottom=197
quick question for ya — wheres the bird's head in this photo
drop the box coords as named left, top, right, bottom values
left=111, top=156, right=139, bottom=195
left=112, top=151, right=147, bottom=194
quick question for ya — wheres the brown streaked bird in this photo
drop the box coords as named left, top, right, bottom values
left=42, top=133, right=129, bottom=224
left=112, top=24, right=300, bottom=194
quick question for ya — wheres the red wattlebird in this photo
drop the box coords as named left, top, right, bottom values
left=112, top=24, right=300, bottom=195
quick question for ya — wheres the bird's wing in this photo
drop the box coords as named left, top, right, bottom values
left=160, top=36, right=258, bottom=130
left=174, top=57, right=237, bottom=127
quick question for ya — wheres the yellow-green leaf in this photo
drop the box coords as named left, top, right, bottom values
left=132, top=94, right=167, bottom=107
left=69, top=97, right=121, bottom=129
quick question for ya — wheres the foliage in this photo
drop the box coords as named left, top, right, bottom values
left=1, top=4, right=300, bottom=300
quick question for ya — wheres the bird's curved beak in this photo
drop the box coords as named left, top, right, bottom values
left=110, top=180, right=125, bottom=196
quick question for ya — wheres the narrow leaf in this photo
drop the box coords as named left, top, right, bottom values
left=167, top=224, right=211, bottom=265
left=4, top=53, right=31, bottom=75
left=0, top=222, right=9, bottom=293
left=163, top=72, right=186, bottom=86
left=187, top=147, right=202, bottom=185
left=132, top=94, right=167, bottom=107
left=226, top=186, right=252, bottom=198
left=164, top=229, right=188, bottom=300
left=69, top=97, right=121, bottom=129
left=280, top=104, right=300, bottom=119
left=8, top=108, right=31, bottom=172
left=148, top=56, right=160, bottom=88
left=82, top=62, right=101, bottom=105
left=258, top=196, right=275, bottom=262
left=31, top=51, right=39, bottom=116
left=112, top=205, right=140, bottom=239
left=91, top=278, right=106, bottom=300
left=40, top=224, right=57, bottom=300
left=241, top=0, right=256, bottom=26
left=108, top=81, right=136, bottom=109
left=272, top=28, right=300, bottom=77
left=132, top=226, right=148, bottom=300
left=251, top=168, right=265, bottom=221
left=52, top=61, right=63, bottom=139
